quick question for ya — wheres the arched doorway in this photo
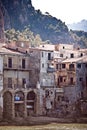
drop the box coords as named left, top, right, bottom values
left=3, top=91, right=12, bottom=119
left=27, top=91, right=36, bottom=116
left=14, top=91, right=25, bottom=117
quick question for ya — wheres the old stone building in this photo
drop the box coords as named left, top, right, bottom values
left=29, top=43, right=87, bottom=117
left=29, top=45, right=56, bottom=115
left=0, top=43, right=87, bottom=119
left=0, top=45, right=41, bottom=119
left=53, top=44, right=87, bottom=116
left=76, top=58, right=87, bottom=115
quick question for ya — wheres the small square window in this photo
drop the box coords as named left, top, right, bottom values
left=60, top=54, right=63, bottom=57
left=77, top=63, right=81, bottom=68
left=62, top=64, right=66, bottom=68
left=42, top=63, right=44, bottom=68
left=8, top=78, right=12, bottom=88
left=70, top=77, right=74, bottom=84
left=79, top=77, right=83, bottom=81
left=70, top=53, right=74, bottom=58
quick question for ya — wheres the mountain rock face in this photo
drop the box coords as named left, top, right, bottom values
left=0, top=0, right=87, bottom=48
left=67, top=20, right=87, bottom=32
left=0, top=0, right=74, bottom=44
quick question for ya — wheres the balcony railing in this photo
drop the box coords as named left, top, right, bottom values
left=4, top=63, right=31, bottom=70
left=56, top=88, right=64, bottom=93
left=67, top=68, right=75, bottom=71
left=47, top=67, right=56, bottom=73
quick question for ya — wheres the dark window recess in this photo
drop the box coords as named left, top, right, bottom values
left=86, top=76, right=87, bottom=88
left=45, top=90, right=49, bottom=97
left=80, top=53, right=83, bottom=57
left=48, top=53, right=51, bottom=60
left=70, top=53, right=74, bottom=58
left=69, top=64, right=74, bottom=69
left=60, top=54, right=63, bottom=57
left=79, top=77, right=83, bottom=81
left=70, top=77, right=74, bottom=84
left=64, top=79, right=66, bottom=82
left=8, top=78, right=12, bottom=88
left=63, top=46, right=65, bottom=49
left=60, top=76, right=63, bottom=82
left=62, top=64, right=66, bottom=68
left=51, top=101, right=53, bottom=105
left=77, top=63, right=81, bottom=68
left=22, top=78, right=26, bottom=85
left=42, top=63, right=44, bottom=68
left=56, top=64, right=58, bottom=69
left=57, top=78, right=59, bottom=85
left=85, top=64, right=87, bottom=68
left=22, top=59, right=25, bottom=68
left=42, top=52, right=43, bottom=57
left=8, top=58, right=12, bottom=68
left=57, top=96, right=60, bottom=101
left=81, top=92, right=83, bottom=98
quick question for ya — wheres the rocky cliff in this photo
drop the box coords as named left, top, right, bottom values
left=0, top=0, right=87, bottom=47
left=0, top=0, right=73, bottom=44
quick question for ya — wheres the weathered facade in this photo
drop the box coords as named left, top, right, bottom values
left=0, top=45, right=41, bottom=119
left=76, top=60, right=87, bottom=115
left=0, top=43, right=87, bottom=119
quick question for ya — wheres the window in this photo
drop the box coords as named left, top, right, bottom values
left=45, top=90, right=49, bottom=97
left=69, top=64, right=74, bottom=69
left=60, top=76, right=63, bottom=82
left=42, top=63, right=44, bottom=68
left=70, top=77, right=74, bottom=84
left=22, top=78, right=26, bottom=85
left=80, top=53, right=83, bottom=57
left=8, top=78, right=12, bottom=88
left=70, top=53, right=74, bottom=58
left=63, top=46, right=65, bottom=49
left=79, top=77, right=83, bottom=81
left=22, top=59, right=25, bottom=68
left=42, top=52, right=44, bottom=57
left=57, top=78, right=59, bottom=85
left=64, top=79, right=66, bottom=82
left=77, top=63, right=81, bottom=68
left=8, top=57, right=12, bottom=68
left=56, top=64, right=58, bottom=69
left=48, top=53, right=51, bottom=60
left=85, top=64, right=87, bottom=68
left=60, top=54, right=63, bottom=57
left=86, top=76, right=87, bottom=88
left=62, top=64, right=66, bottom=69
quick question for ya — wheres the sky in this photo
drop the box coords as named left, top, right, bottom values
left=32, top=0, right=87, bottom=24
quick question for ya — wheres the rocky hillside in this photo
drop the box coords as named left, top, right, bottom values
left=0, top=0, right=87, bottom=48
left=0, top=0, right=73, bottom=44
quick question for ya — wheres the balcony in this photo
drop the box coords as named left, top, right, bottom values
left=56, top=88, right=64, bottom=93
left=67, top=68, right=75, bottom=71
left=4, top=63, right=31, bottom=71
left=47, top=64, right=56, bottom=73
